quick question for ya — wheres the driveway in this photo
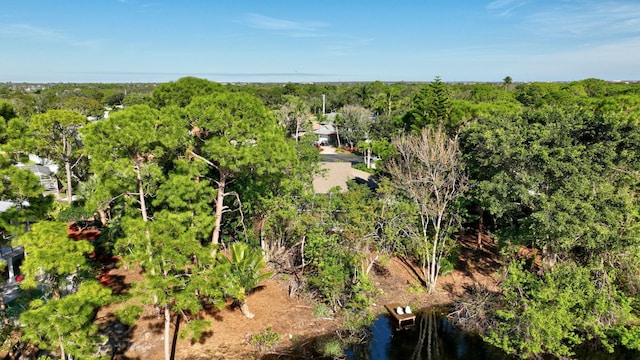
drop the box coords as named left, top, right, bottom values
left=321, top=153, right=364, bottom=164
left=319, top=146, right=364, bottom=165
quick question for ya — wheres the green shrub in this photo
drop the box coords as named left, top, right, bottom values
left=249, top=326, right=280, bottom=355
left=306, top=233, right=350, bottom=310
left=316, top=336, right=344, bottom=358
left=52, top=202, right=92, bottom=222
left=352, top=163, right=376, bottom=174
left=313, top=303, right=332, bottom=318
left=343, top=309, right=375, bottom=333
left=487, top=261, right=638, bottom=358
left=408, top=283, right=426, bottom=294
left=347, top=275, right=375, bottom=310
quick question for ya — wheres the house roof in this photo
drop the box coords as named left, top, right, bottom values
left=17, top=164, right=54, bottom=176
left=0, top=201, right=14, bottom=213
left=324, top=112, right=338, bottom=122
left=0, top=200, right=29, bottom=213
left=314, top=123, right=336, bottom=136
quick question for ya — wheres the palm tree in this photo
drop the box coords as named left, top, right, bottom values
left=502, top=76, right=513, bottom=90
left=221, top=242, right=273, bottom=318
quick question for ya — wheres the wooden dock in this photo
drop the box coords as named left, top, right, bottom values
left=384, top=303, right=416, bottom=327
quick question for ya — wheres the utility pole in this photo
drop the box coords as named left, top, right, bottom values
left=322, top=94, right=326, bottom=115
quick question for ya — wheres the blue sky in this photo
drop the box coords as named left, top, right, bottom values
left=1, top=0, right=639, bottom=83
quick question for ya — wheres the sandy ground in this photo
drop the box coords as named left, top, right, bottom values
left=319, top=145, right=337, bottom=154
left=95, top=234, right=501, bottom=359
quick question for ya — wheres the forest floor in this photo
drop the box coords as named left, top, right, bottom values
left=94, top=233, right=503, bottom=360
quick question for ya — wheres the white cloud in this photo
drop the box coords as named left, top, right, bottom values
left=0, top=24, right=66, bottom=41
left=324, top=37, right=375, bottom=57
left=242, top=13, right=328, bottom=37
left=527, top=1, right=640, bottom=39
left=0, top=23, right=105, bottom=49
left=517, top=36, right=640, bottom=80
left=486, top=0, right=529, bottom=16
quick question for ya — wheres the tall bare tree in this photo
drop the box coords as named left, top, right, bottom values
left=385, top=127, right=467, bottom=292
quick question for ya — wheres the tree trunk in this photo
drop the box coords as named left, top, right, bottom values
left=239, top=300, right=255, bottom=319
left=59, top=336, right=66, bottom=360
left=301, top=235, right=306, bottom=275
left=477, top=208, right=484, bottom=250
left=365, top=254, right=379, bottom=276
left=0, top=294, right=7, bottom=328
left=62, top=135, right=73, bottom=203
left=134, top=159, right=148, bottom=222
left=419, top=214, right=429, bottom=289
left=97, top=208, right=108, bottom=226
left=211, top=173, right=227, bottom=245
left=64, top=160, right=73, bottom=203
left=258, top=216, right=266, bottom=255
left=53, top=287, right=61, bottom=300
left=429, top=239, right=438, bottom=293
left=541, top=244, right=557, bottom=271
left=164, top=304, right=171, bottom=360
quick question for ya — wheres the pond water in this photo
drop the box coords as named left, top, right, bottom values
left=346, top=310, right=639, bottom=360
left=346, top=310, right=510, bottom=360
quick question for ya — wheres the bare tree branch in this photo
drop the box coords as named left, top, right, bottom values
left=189, top=150, right=220, bottom=171
left=385, top=127, right=468, bottom=292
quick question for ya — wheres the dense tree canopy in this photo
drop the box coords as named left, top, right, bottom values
left=151, top=76, right=222, bottom=108
left=185, top=91, right=297, bottom=245
left=460, top=105, right=640, bottom=357
left=81, top=104, right=186, bottom=223
left=1, top=77, right=639, bottom=358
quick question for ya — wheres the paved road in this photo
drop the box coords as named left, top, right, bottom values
left=320, top=153, right=364, bottom=164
